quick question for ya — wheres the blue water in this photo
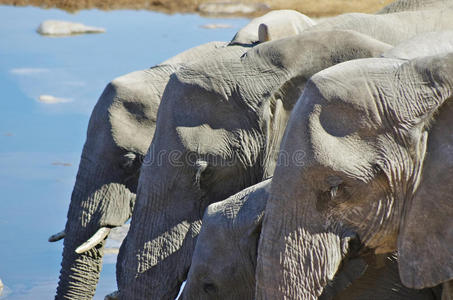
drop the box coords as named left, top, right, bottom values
left=0, top=5, right=248, bottom=299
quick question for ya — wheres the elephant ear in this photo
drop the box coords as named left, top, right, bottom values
left=109, top=65, right=175, bottom=155
left=235, top=180, right=270, bottom=266
left=397, top=53, right=453, bottom=289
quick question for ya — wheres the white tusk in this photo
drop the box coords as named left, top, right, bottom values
left=75, top=227, right=111, bottom=254
left=104, top=290, right=119, bottom=300
left=48, top=230, right=65, bottom=242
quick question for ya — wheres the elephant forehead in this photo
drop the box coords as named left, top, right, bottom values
left=285, top=59, right=403, bottom=175
left=307, top=58, right=405, bottom=136
left=176, top=124, right=233, bottom=156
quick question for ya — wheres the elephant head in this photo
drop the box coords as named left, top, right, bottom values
left=54, top=65, right=174, bottom=299
left=116, top=30, right=391, bottom=299
left=256, top=52, right=453, bottom=298
left=182, top=180, right=269, bottom=300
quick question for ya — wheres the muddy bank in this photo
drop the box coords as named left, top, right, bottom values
left=1, top=0, right=394, bottom=17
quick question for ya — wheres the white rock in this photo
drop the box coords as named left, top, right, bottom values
left=37, top=20, right=105, bottom=36
left=38, top=95, right=72, bottom=104
left=200, top=23, right=233, bottom=29
left=198, top=2, right=269, bottom=15
left=0, top=278, right=3, bottom=296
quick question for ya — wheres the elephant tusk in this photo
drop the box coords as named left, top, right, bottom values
left=75, top=227, right=111, bottom=254
left=48, top=230, right=65, bottom=242
left=104, top=290, right=119, bottom=300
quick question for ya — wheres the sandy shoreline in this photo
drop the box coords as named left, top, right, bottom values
left=0, top=0, right=394, bottom=17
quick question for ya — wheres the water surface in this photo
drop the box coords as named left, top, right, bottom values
left=0, top=6, right=248, bottom=299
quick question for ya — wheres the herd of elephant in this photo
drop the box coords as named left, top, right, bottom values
left=49, top=0, right=453, bottom=299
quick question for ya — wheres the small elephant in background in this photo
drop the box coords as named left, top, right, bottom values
left=51, top=40, right=234, bottom=300
left=377, top=0, right=453, bottom=14
left=182, top=180, right=270, bottom=300
left=307, top=7, right=453, bottom=46
left=230, top=9, right=316, bottom=45
left=381, top=31, right=453, bottom=60
left=182, top=179, right=441, bottom=300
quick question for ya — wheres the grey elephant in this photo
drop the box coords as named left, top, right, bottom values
left=116, top=30, right=392, bottom=299
left=308, top=7, right=453, bottom=46
left=382, top=31, right=453, bottom=60
left=230, top=9, right=315, bottom=45
left=51, top=41, right=230, bottom=299
left=256, top=49, right=453, bottom=299
left=182, top=179, right=270, bottom=300
left=182, top=180, right=441, bottom=300
left=377, top=0, right=453, bottom=14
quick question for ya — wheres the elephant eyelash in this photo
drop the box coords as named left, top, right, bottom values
left=194, top=159, right=208, bottom=187
left=330, top=185, right=339, bottom=198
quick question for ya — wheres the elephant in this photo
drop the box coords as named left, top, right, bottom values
left=229, top=9, right=316, bottom=45
left=308, top=8, right=453, bottom=46
left=116, top=30, right=392, bottom=299
left=255, top=51, right=453, bottom=299
left=182, top=179, right=270, bottom=300
left=182, top=180, right=441, bottom=300
left=382, top=31, right=453, bottom=60
left=377, top=0, right=453, bottom=14
left=51, top=40, right=233, bottom=299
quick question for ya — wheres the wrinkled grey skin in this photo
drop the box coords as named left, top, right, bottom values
left=382, top=31, right=453, bottom=59
left=377, top=0, right=453, bottom=14
left=116, top=30, right=391, bottom=299
left=183, top=180, right=440, bottom=300
left=54, top=41, right=226, bottom=299
left=256, top=52, right=453, bottom=299
left=309, top=8, right=453, bottom=46
left=182, top=180, right=270, bottom=300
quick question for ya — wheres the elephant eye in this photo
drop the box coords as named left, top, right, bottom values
left=202, top=282, right=218, bottom=294
left=120, top=152, right=137, bottom=170
left=330, top=183, right=351, bottom=203
left=317, top=183, right=349, bottom=212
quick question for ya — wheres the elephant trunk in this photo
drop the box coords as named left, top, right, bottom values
left=117, top=178, right=202, bottom=299
left=56, top=234, right=105, bottom=299
left=256, top=198, right=353, bottom=299
left=55, top=158, right=133, bottom=299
